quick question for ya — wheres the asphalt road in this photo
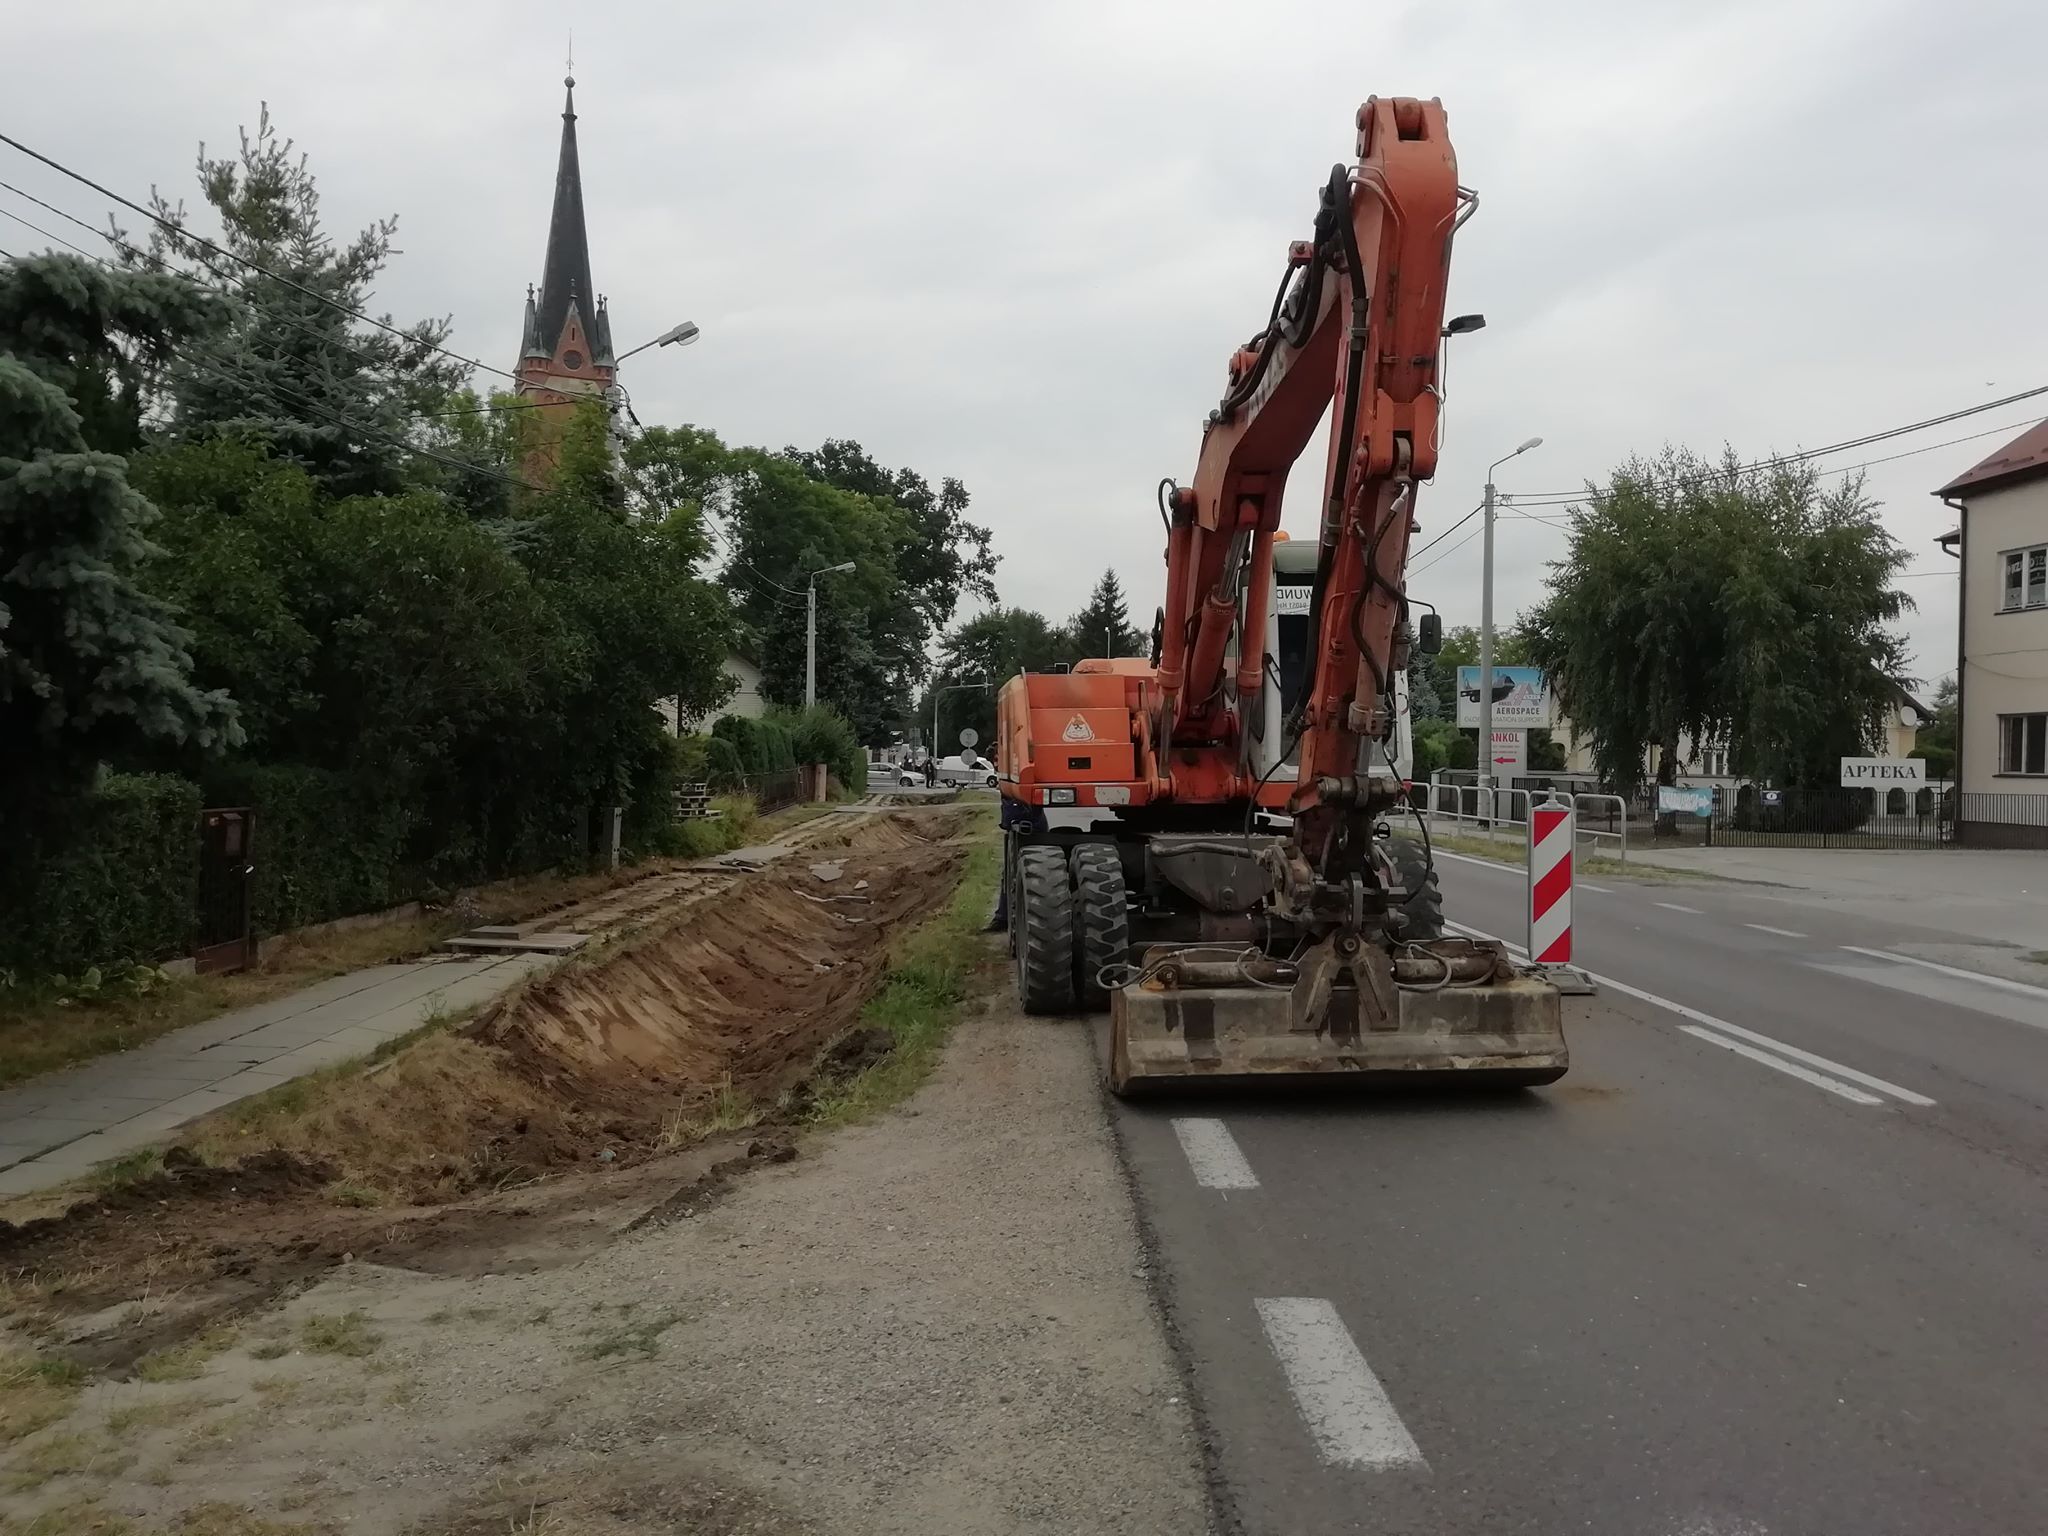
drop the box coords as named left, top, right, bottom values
left=1102, top=849, right=2048, bottom=1535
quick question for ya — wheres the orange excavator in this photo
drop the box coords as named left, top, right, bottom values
left=995, top=97, right=1568, bottom=1094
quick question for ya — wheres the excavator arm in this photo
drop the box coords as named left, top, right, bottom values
left=1156, top=98, right=1466, bottom=845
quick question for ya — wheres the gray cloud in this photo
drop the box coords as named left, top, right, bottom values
left=10, top=0, right=2041, bottom=688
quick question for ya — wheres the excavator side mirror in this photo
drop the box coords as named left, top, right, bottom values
left=1417, top=613, right=1442, bottom=656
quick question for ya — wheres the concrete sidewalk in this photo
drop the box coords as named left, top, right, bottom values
left=0, top=953, right=552, bottom=1198
left=1628, top=845, right=2048, bottom=948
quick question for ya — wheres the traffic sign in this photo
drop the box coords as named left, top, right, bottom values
left=958, top=727, right=979, bottom=749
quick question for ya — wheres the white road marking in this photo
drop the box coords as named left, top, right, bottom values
left=1744, top=924, right=1808, bottom=939
left=1432, top=848, right=1614, bottom=892
left=1430, top=849, right=1518, bottom=873
left=1254, top=1297, right=1427, bottom=1471
left=1677, top=1025, right=1884, bottom=1105
left=1839, top=945, right=2048, bottom=1003
left=1445, top=920, right=1936, bottom=1107
left=1654, top=902, right=1705, bottom=915
left=1170, top=1118, right=1259, bottom=1190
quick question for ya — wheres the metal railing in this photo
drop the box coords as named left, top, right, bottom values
left=1423, top=779, right=1628, bottom=864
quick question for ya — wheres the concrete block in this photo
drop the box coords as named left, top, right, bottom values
left=443, top=932, right=587, bottom=955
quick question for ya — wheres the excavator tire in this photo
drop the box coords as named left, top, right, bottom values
left=1069, top=842, right=1130, bottom=1013
left=1385, top=834, right=1446, bottom=943
left=1014, top=845, right=1077, bottom=1015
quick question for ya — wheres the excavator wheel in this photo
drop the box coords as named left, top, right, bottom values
left=1069, top=842, right=1130, bottom=1013
left=1014, top=845, right=1076, bottom=1015
left=1384, top=834, right=1445, bottom=943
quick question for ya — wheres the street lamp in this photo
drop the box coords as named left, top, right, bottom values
left=613, top=320, right=701, bottom=365
left=805, top=561, right=857, bottom=708
left=1478, top=435, right=1544, bottom=813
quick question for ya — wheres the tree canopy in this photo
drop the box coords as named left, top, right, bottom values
left=118, top=105, right=469, bottom=497
left=0, top=255, right=240, bottom=796
left=1523, top=447, right=1910, bottom=794
left=1063, top=569, right=1144, bottom=661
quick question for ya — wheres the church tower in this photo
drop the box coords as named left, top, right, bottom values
left=514, top=74, right=615, bottom=464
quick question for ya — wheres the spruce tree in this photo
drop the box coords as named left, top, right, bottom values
left=0, top=254, right=240, bottom=794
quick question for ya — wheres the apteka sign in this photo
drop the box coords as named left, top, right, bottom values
left=1839, top=757, right=1925, bottom=789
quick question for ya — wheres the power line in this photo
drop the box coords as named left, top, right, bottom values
left=0, top=196, right=562, bottom=487
left=1505, top=386, right=2048, bottom=507
left=0, top=180, right=554, bottom=424
left=1409, top=521, right=1483, bottom=577
left=0, top=130, right=525, bottom=386
left=1408, top=500, right=1484, bottom=561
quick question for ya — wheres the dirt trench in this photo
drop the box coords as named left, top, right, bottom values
left=0, top=807, right=979, bottom=1364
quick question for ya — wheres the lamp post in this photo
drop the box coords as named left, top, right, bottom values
left=806, top=562, right=857, bottom=708
left=613, top=320, right=700, bottom=365
left=1478, top=435, right=1544, bottom=814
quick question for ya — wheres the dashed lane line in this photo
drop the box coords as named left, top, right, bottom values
left=1654, top=901, right=1706, bottom=915
left=1170, top=1117, right=1259, bottom=1190
left=1444, top=920, right=1936, bottom=1108
left=1744, top=923, right=1809, bottom=939
left=1677, top=1025, right=1885, bottom=1105
left=1839, top=945, right=2048, bottom=1003
left=1255, top=1298, right=1428, bottom=1472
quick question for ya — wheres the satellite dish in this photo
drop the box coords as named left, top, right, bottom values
left=1898, top=705, right=1920, bottom=729
left=958, top=727, right=980, bottom=749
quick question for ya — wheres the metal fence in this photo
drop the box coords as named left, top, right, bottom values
left=1428, top=775, right=1984, bottom=851
left=749, top=769, right=806, bottom=814
left=1627, top=784, right=1955, bottom=849
left=1954, top=791, right=2048, bottom=849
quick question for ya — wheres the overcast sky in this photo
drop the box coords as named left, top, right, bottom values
left=11, top=0, right=2045, bottom=690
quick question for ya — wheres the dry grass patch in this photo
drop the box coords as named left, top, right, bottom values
left=1, top=1427, right=133, bottom=1492
left=0, top=1348, right=84, bottom=1446
left=297, top=1312, right=379, bottom=1359
left=135, top=1326, right=237, bottom=1383
left=0, top=1498, right=138, bottom=1535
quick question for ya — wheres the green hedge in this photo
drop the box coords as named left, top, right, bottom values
left=0, top=774, right=200, bottom=975
left=701, top=736, right=748, bottom=791
left=779, top=705, right=867, bottom=795
left=209, top=764, right=417, bottom=935
left=711, top=714, right=796, bottom=777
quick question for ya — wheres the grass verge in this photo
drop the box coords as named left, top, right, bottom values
left=1423, top=826, right=1714, bottom=884
left=801, top=822, right=1002, bottom=1127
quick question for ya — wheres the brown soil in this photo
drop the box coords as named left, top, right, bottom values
left=0, top=808, right=976, bottom=1371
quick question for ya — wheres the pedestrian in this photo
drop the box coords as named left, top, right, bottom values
left=988, top=794, right=1049, bottom=932
left=924, top=756, right=937, bottom=788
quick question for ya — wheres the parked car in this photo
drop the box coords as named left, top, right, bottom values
left=938, top=753, right=998, bottom=788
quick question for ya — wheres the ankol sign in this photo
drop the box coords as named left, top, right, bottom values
left=1839, top=757, right=1925, bottom=789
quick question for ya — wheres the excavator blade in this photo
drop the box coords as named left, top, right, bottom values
left=1108, top=971, right=1567, bottom=1095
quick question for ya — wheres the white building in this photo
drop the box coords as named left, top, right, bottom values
left=654, top=653, right=767, bottom=735
left=1935, top=419, right=2048, bottom=848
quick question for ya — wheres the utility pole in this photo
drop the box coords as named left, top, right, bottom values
left=1478, top=437, right=1543, bottom=816
left=805, top=562, right=856, bottom=709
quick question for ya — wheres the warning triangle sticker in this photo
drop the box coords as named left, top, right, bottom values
left=1061, top=713, right=1096, bottom=743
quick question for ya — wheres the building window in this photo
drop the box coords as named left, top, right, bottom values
left=1697, top=744, right=1728, bottom=777
left=1999, top=713, right=2047, bottom=775
left=2002, top=545, right=2048, bottom=611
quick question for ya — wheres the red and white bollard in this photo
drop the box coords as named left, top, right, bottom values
left=1527, top=797, right=1595, bottom=992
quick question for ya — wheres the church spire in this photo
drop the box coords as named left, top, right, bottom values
left=526, top=72, right=612, bottom=369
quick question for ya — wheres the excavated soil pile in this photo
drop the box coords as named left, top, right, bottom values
left=0, top=809, right=975, bottom=1353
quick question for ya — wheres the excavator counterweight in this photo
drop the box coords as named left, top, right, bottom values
left=996, top=97, right=1567, bottom=1093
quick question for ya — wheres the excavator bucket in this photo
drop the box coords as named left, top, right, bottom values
left=1107, top=961, right=1567, bottom=1095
